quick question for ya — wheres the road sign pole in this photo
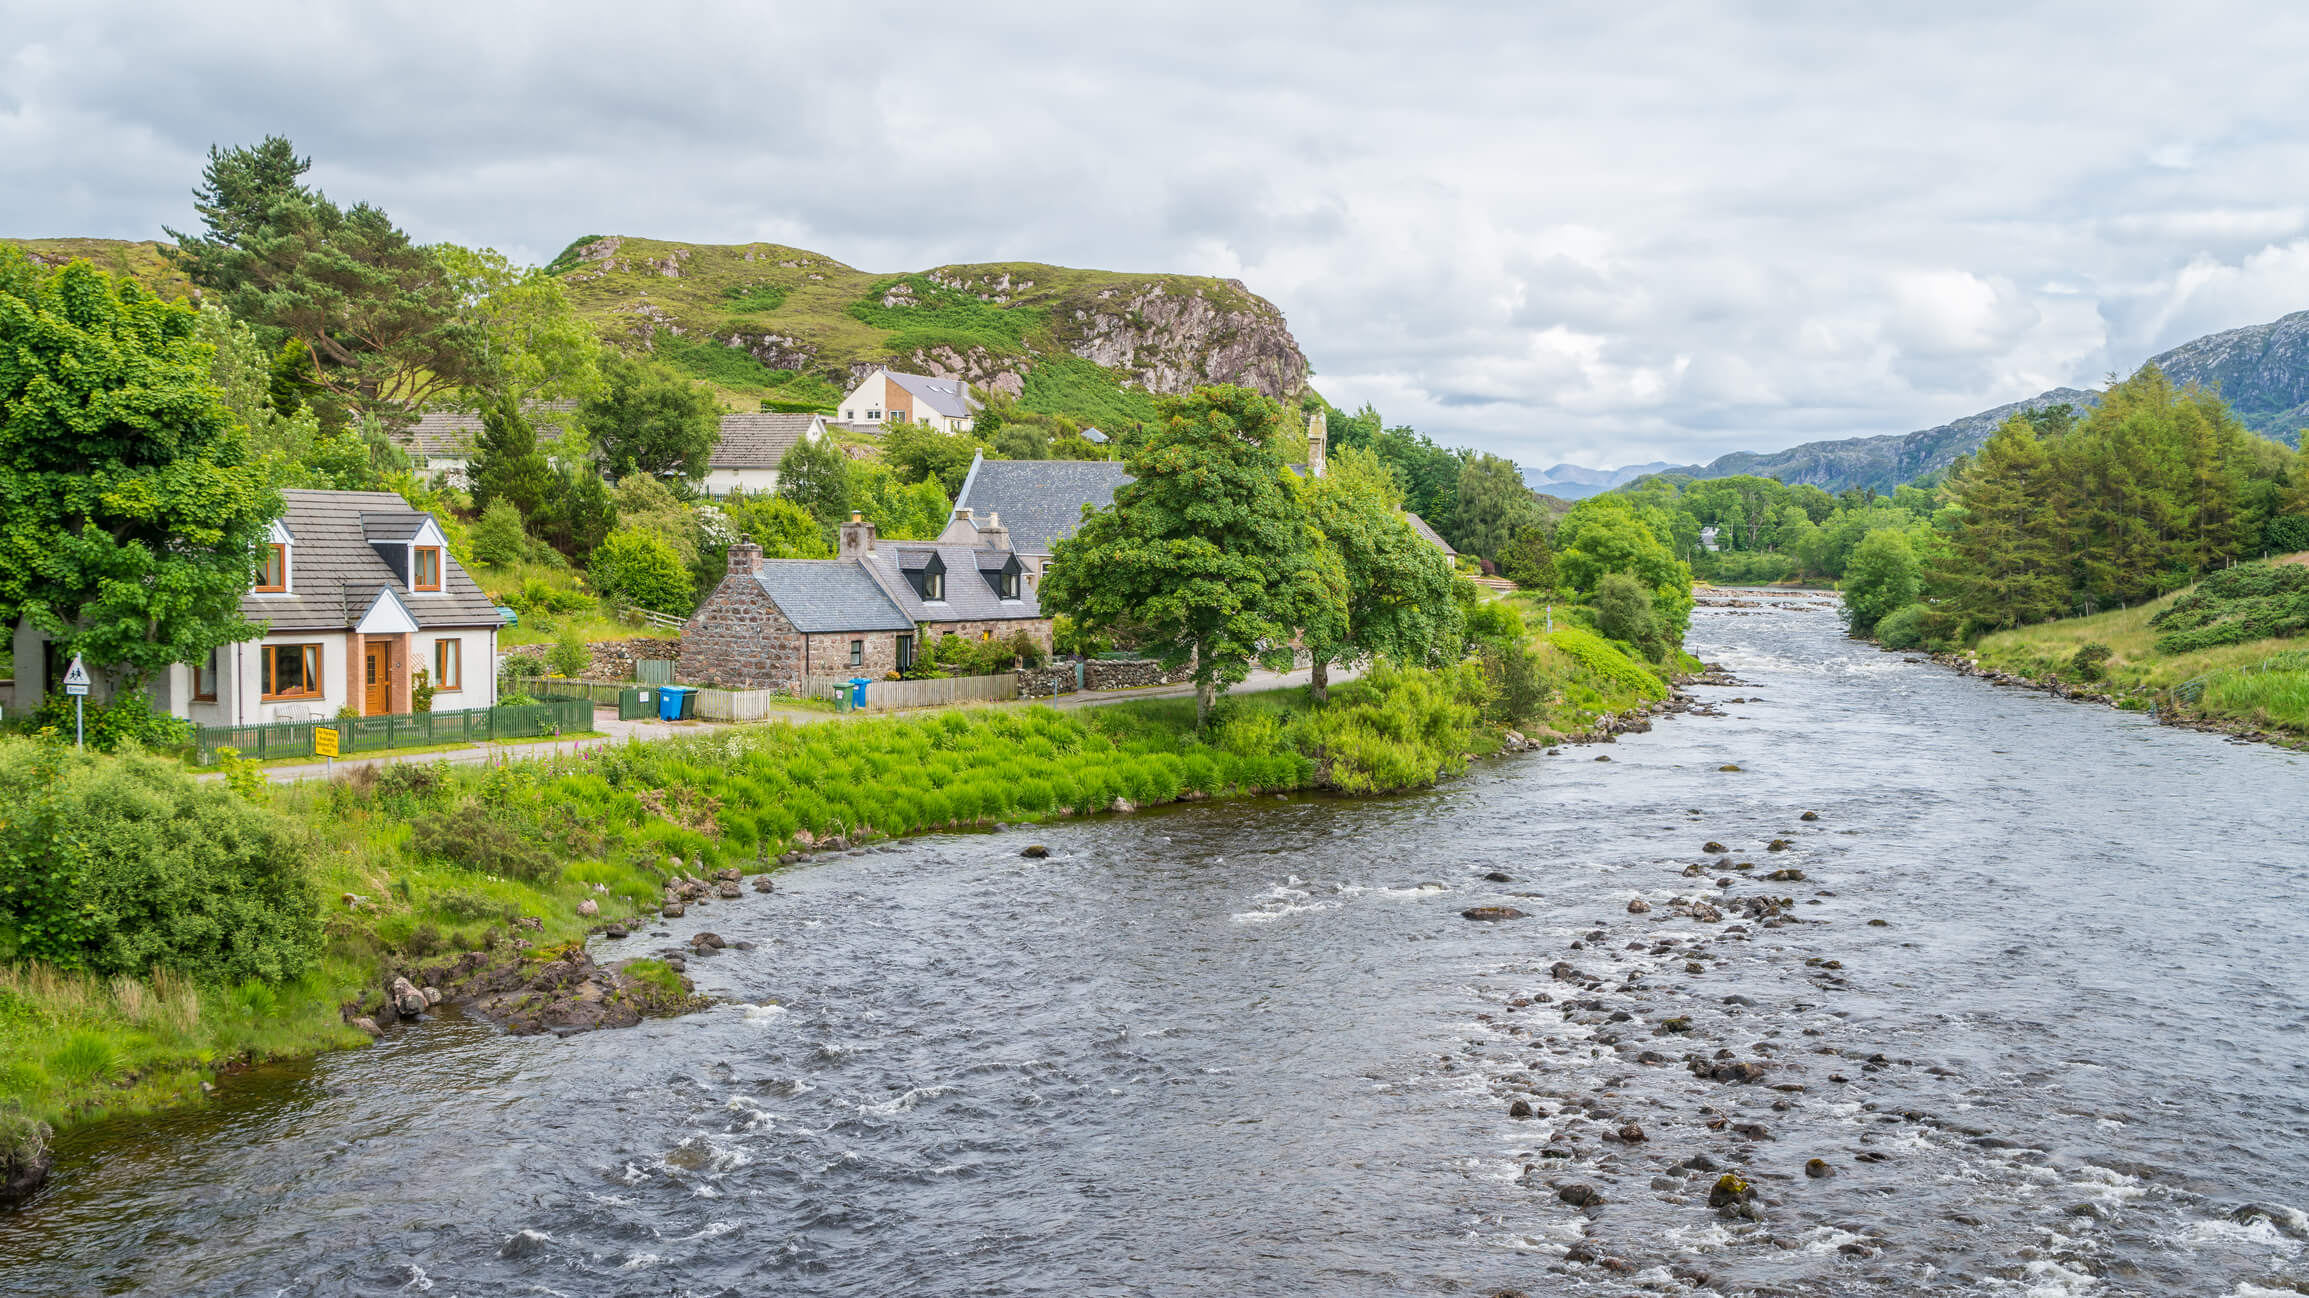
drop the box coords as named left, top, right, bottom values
left=62, top=653, right=92, bottom=749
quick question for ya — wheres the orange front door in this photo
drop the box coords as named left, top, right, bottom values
left=364, top=643, right=392, bottom=715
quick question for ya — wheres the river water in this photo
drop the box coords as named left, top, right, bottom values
left=4, top=597, right=2306, bottom=1297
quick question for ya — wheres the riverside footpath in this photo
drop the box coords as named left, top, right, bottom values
left=227, top=662, right=1362, bottom=785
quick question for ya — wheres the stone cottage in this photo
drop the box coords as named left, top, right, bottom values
left=681, top=514, right=1051, bottom=691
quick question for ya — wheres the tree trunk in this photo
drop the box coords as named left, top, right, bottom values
left=1195, top=675, right=1217, bottom=729
left=1309, top=657, right=1329, bottom=703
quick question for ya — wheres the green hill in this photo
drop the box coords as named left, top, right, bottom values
left=548, top=236, right=1311, bottom=423
left=1, top=237, right=194, bottom=299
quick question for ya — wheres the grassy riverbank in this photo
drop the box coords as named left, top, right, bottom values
left=0, top=628, right=1678, bottom=1188
left=1968, top=584, right=2309, bottom=743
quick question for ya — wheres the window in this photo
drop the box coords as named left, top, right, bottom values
left=261, top=643, right=323, bottom=700
left=896, top=634, right=914, bottom=672
left=413, top=546, right=442, bottom=592
left=999, top=569, right=1019, bottom=600
left=256, top=544, right=288, bottom=592
left=868, top=408, right=881, bottom=420
left=194, top=649, right=219, bottom=702
left=888, top=410, right=907, bottom=424
left=923, top=571, right=943, bottom=601
left=849, top=639, right=864, bottom=667
left=434, top=638, right=462, bottom=690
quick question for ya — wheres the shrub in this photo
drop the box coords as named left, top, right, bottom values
left=410, top=802, right=559, bottom=882
left=588, top=527, right=694, bottom=616
left=2265, top=513, right=2309, bottom=555
left=1591, top=572, right=1662, bottom=659
left=546, top=633, right=591, bottom=679
left=471, top=498, right=534, bottom=568
left=28, top=689, right=193, bottom=753
left=2148, top=562, right=2309, bottom=653
left=0, top=741, right=321, bottom=984
left=1873, top=603, right=1935, bottom=651
left=2069, top=642, right=2113, bottom=681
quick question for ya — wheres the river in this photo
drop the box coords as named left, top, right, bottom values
left=4, top=597, right=2305, bottom=1296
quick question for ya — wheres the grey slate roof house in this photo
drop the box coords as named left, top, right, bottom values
left=701, top=413, right=830, bottom=498
left=396, top=401, right=577, bottom=486
left=9, top=489, right=503, bottom=724
left=946, top=453, right=1132, bottom=575
left=681, top=513, right=1049, bottom=690
left=947, top=412, right=1457, bottom=577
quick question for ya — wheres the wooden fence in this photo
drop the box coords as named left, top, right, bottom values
left=527, top=678, right=631, bottom=705
left=193, top=697, right=595, bottom=763
left=802, top=673, right=1018, bottom=711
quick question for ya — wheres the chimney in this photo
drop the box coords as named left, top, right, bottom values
left=951, top=506, right=974, bottom=525
left=1307, top=409, right=1328, bottom=479
left=839, top=510, right=878, bottom=557
left=979, top=510, right=1010, bottom=550
left=727, top=540, right=763, bottom=575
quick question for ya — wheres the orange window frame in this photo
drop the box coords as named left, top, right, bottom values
left=413, top=546, right=443, bottom=592
left=256, top=544, right=288, bottom=592
left=261, top=643, right=323, bottom=700
left=433, top=638, right=461, bottom=690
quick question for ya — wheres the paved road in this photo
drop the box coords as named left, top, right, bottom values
left=230, top=662, right=1359, bottom=784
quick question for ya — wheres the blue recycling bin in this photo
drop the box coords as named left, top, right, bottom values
left=657, top=685, right=694, bottom=720
left=848, top=677, right=872, bottom=709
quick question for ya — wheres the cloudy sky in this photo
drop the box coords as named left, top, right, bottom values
left=9, top=1, right=2309, bottom=470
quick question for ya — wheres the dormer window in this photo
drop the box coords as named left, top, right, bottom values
left=414, top=546, right=442, bottom=592
left=923, top=570, right=943, bottom=601
left=257, top=543, right=289, bottom=592
left=999, top=568, right=1019, bottom=600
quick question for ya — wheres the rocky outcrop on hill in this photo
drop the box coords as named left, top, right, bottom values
left=1053, top=280, right=1308, bottom=400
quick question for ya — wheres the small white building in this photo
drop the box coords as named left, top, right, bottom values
left=700, top=412, right=829, bottom=498
left=11, top=489, right=503, bottom=724
left=837, top=369, right=979, bottom=433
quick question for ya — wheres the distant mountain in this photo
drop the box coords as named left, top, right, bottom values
left=1573, top=308, right=2309, bottom=497
left=1661, top=388, right=2098, bottom=495
left=1521, top=460, right=1685, bottom=500
left=2143, top=309, right=2309, bottom=448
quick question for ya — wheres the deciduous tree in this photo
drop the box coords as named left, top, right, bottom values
left=1040, top=385, right=1332, bottom=725
left=0, top=254, right=278, bottom=683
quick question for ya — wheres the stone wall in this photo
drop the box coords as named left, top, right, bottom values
left=1082, top=657, right=1195, bottom=690
left=1015, top=664, right=1076, bottom=699
left=921, top=617, right=1054, bottom=649
left=801, top=630, right=902, bottom=681
left=678, top=573, right=807, bottom=689
left=500, top=636, right=680, bottom=682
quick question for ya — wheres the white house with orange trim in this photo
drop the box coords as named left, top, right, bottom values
left=9, top=489, right=503, bottom=724
left=837, top=369, right=980, bottom=433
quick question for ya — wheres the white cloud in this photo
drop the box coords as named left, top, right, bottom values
left=9, top=0, right=2309, bottom=470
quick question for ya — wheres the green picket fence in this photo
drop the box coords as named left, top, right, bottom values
left=193, top=697, right=595, bottom=763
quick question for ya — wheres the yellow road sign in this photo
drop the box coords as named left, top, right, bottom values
left=314, top=727, right=340, bottom=758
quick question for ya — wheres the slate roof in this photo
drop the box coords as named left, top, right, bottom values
left=753, top=560, right=915, bottom=634
left=397, top=400, right=575, bottom=458
left=884, top=371, right=978, bottom=419
left=951, top=453, right=1132, bottom=555
left=247, top=490, right=503, bottom=632
left=1404, top=511, right=1458, bottom=557
left=710, top=413, right=823, bottom=470
left=862, top=544, right=1041, bottom=624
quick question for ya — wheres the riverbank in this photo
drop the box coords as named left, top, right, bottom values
left=1950, top=589, right=2308, bottom=747
left=0, top=629, right=1691, bottom=1204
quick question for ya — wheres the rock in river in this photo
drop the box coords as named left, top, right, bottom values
left=1462, top=906, right=1528, bottom=922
